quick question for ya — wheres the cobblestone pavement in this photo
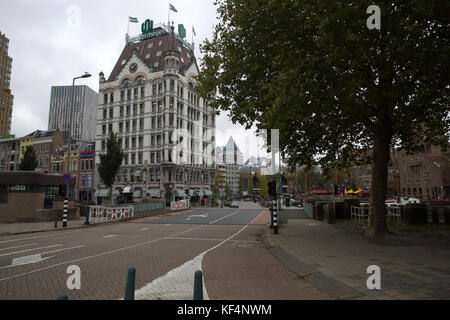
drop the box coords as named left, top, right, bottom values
left=263, top=207, right=450, bottom=300
left=0, top=206, right=331, bottom=300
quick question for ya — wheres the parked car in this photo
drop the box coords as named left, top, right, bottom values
left=231, top=200, right=239, bottom=208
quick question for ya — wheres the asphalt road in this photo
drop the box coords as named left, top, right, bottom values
left=0, top=204, right=327, bottom=300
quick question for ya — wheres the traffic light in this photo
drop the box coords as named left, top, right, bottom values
left=268, top=181, right=276, bottom=197
left=334, top=184, right=339, bottom=196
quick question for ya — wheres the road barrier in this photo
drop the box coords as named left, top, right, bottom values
left=171, top=199, right=189, bottom=211
left=88, top=205, right=134, bottom=224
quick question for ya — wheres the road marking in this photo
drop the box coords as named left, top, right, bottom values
left=187, top=214, right=209, bottom=218
left=103, top=235, right=117, bottom=238
left=0, top=254, right=55, bottom=270
left=0, top=245, right=84, bottom=270
left=0, top=230, right=88, bottom=244
left=208, top=210, right=239, bottom=225
left=0, top=226, right=203, bottom=282
left=134, top=221, right=251, bottom=300
left=0, top=243, right=37, bottom=252
left=0, top=244, right=62, bottom=257
left=140, top=228, right=149, bottom=231
left=166, top=236, right=259, bottom=243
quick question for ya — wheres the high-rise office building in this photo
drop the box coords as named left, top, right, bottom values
left=48, top=85, right=98, bottom=141
left=0, top=32, right=14, bottom=136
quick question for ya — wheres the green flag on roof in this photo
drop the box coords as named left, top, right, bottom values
left=169, top=4, right=178, bottom=12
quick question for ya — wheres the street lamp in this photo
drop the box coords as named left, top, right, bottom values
left=66, top=72, right=91, bottom=203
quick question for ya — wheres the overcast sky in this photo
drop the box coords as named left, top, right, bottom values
left=0, top=0, right=271, bottom=161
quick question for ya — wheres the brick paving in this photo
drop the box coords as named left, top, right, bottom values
left=263, top=207, right=450, bottom=300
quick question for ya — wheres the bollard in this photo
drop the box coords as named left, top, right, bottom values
left=57, top=294, right=68, bottom=300
left=124, top=266, right=136, bottom=300
left=193, top=270, right=203, bottom=300
left=54, top=214, right=58, bottom=228
left=84, top=209, right=90, bottom=225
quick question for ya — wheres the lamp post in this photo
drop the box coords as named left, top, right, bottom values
left=64, top=72, right=91, bottom=227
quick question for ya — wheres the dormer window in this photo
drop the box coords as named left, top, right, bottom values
left=148, top=43, right=153, bottom=48
left=145, top=53, right=150, bottom=59
left=158, top=40, right=162, bottom=46
left=121, top=59, right=127, bottom=65
left=156, top=51, right=162, bottom=56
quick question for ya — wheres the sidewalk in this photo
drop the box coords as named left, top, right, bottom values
left=263, top=207, right=450, bottom=300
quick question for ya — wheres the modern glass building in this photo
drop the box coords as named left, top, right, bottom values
left=48, top=85, right=98, bottom=141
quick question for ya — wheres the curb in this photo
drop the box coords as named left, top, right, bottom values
left=262, top=228, right=365, bottom=300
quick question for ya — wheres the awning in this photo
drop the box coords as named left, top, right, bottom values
left=123, top=186, right=132, bottom=193
left=147, top=189, right=160, bottom=197
left=174, top=189, right=188, bottom=198
left=94, top=189, right=119, bottom=197
left=133, top=189, right=142, bottom=198
left=203, top=189, right=212, bottom=196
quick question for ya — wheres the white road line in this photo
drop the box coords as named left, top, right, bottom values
left=0, top=244, right=62, bottom=257
left=103, top=235, right=117, bottom=238
left=166, top=237, right=259, bottom=243
left=208, top=210, right=239, bottom=225
left=140, top=228, right=149, bottom=231
left=0, top=226, right=203, bottom=282
left=0, top=230, right=88, bottom=244
left=0, top=243, right=37, bottom=252
left=134, top=221, right=251, bottom=300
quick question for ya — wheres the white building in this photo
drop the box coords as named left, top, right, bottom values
left=95, top=23, right=215, bottom=205
left=216, top=136, right=243, bottom=195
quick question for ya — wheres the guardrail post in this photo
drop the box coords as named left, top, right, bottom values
left=269, top=207, right=274, bottom=229
left=193, top=270, right=203, bottom=300
left=54, top=214, right=58, bottom=228
left=57, top=294, right=68, bottom=300
left=124, top=266, right=136, bottom=300
left=63, top=199, right=68, bottom=228
left=272, top=200, right=278, bottom=234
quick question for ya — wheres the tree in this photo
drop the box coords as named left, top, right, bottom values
left=225, top=182, right=231, bottom=198
left=259, top=175, right=269, bottom=199
left=97, top=132, right=124, bottom=204
left=196, top=0, right=449, bottom=237
left=19, top=145, right=37, bottom=171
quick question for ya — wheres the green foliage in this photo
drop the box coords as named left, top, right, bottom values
left=197, top=0, right=449, bottom=169
left=19, top=145, right=37, bottom=171
left=97, top=133, right=124, bottom=192
left=259, top=175, right=269, bottom=199
left=197, top=0, right=449, bottom=235
left=225, top=182, right=231, bottom=198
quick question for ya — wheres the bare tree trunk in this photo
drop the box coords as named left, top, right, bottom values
left=366, top=112, right=393, bottom=238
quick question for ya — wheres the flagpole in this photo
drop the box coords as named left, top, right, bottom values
left=127, top=16, right=130, bottom=35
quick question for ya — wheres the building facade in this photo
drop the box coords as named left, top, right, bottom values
left=95, top=22, right=216, bottom=205
left=0, top=32, right=13, bottom=135
left=0, top=135, right=20, bottom=171
left=48, top=85, right=98, bottom=141
left=394, top=145, right=450, bottom=200
left=216, top=137, right=243, bottom=196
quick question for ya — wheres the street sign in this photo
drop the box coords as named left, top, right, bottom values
left=279, top=181, right=283, bottom=194
left=62, top=174, right=71, bottom=183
